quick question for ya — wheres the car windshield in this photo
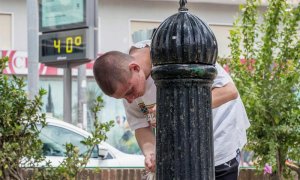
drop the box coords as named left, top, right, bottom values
left=38, top=124, right=98, bottom=158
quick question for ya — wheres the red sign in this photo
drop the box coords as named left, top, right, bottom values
left=1, top=50, right=95, bottom=76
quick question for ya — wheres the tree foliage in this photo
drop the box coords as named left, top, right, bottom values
left=0, top=56, right=114, bottom=179
left=225, top=0, right=300, bottom=178
left=0, top=56, right=47, bottom=179
left=34, top=96, right=114, bottom=179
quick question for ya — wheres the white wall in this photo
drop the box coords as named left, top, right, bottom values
left=0, top=0, right=239, bottom=53
left=98, top=0, right=239, bottom=53
left=0, top=0, right=27, bottom=51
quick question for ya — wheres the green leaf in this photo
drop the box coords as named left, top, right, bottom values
left=226, top=0, right=300, bottom=177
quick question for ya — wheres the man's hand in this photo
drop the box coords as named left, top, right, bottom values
left=135, top=127, right=156, bottom=172
left=145, top=153, right=156, bottom=172
left=148, top=105, right=156, bottom=128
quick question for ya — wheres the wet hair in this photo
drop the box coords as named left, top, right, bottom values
left=129, top=44, right=150, bottom=55
left=93, top=51, right=133, bottom=96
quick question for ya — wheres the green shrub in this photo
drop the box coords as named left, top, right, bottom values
left=225, top=0, right=300, bottom=179
left=0, top=56, right=47, bottom=179
left=0, top=56, right=113, bottom=179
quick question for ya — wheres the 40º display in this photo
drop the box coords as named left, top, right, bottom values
left=39, top=28, right=94, bottom=64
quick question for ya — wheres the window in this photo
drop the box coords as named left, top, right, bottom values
left=130, top=20, right=160, bottom=43
left=130, top=21, right=233, bottom=58
left=39, top=125, right=98, bottom=158
left=0, top=13, right=12, bottom=50
left=209, top=25, right=233, bottom=58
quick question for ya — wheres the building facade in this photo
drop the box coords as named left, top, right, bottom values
left=0, top=0, right=240, bottom=154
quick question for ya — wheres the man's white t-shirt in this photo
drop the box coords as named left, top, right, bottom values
left=123, top=63, right=250, bottom=166
left=212, top=63, right=250, bottom=165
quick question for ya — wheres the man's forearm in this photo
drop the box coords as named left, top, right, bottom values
left=135, top=126, right=156, bottom=172
left=135, top=126, right=156, bottom=156
left=212, top=82, right=238, bottom=108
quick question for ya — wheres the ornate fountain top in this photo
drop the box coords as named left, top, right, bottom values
left=179, top=0, right=188, bottom=11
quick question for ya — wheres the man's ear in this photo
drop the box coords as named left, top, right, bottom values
left=128, top=62, right=140, bottom=72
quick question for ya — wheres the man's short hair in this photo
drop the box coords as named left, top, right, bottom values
left=93, top=51, right=133, bottom=96
left=129, top=40, right=151, bottom=55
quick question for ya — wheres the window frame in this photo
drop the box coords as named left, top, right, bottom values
left=0, top=12, right=14, bottom=50
left=208, top=23, right=233, bottom=58
left=128, top=19, right=161, bottom=45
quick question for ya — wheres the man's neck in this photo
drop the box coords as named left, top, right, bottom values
left=142, top=60, right=152, bottom=79
left=132, top=48, right=152, bottom=79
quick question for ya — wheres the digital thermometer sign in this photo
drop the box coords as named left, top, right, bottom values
left=39, top=28, right=95, bottom=66
left=42, top=35, right=84, bottom=56
left=38, top=0, right=97, bottom=67
left=39, top=0, right=89, bottom=32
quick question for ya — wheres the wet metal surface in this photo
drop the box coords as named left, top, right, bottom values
left=151, top=11, right=218, bottom=66
left=154, top=80, right=215, bottom=180
left=151, top=1, right=218, bottom=179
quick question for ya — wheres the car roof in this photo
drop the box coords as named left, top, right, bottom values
left=45, top=117, right=91, bottom=137
left=44, top=116, right=131, bottom=156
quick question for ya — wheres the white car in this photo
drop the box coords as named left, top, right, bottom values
left=38, top=117, right=144, bottom=168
